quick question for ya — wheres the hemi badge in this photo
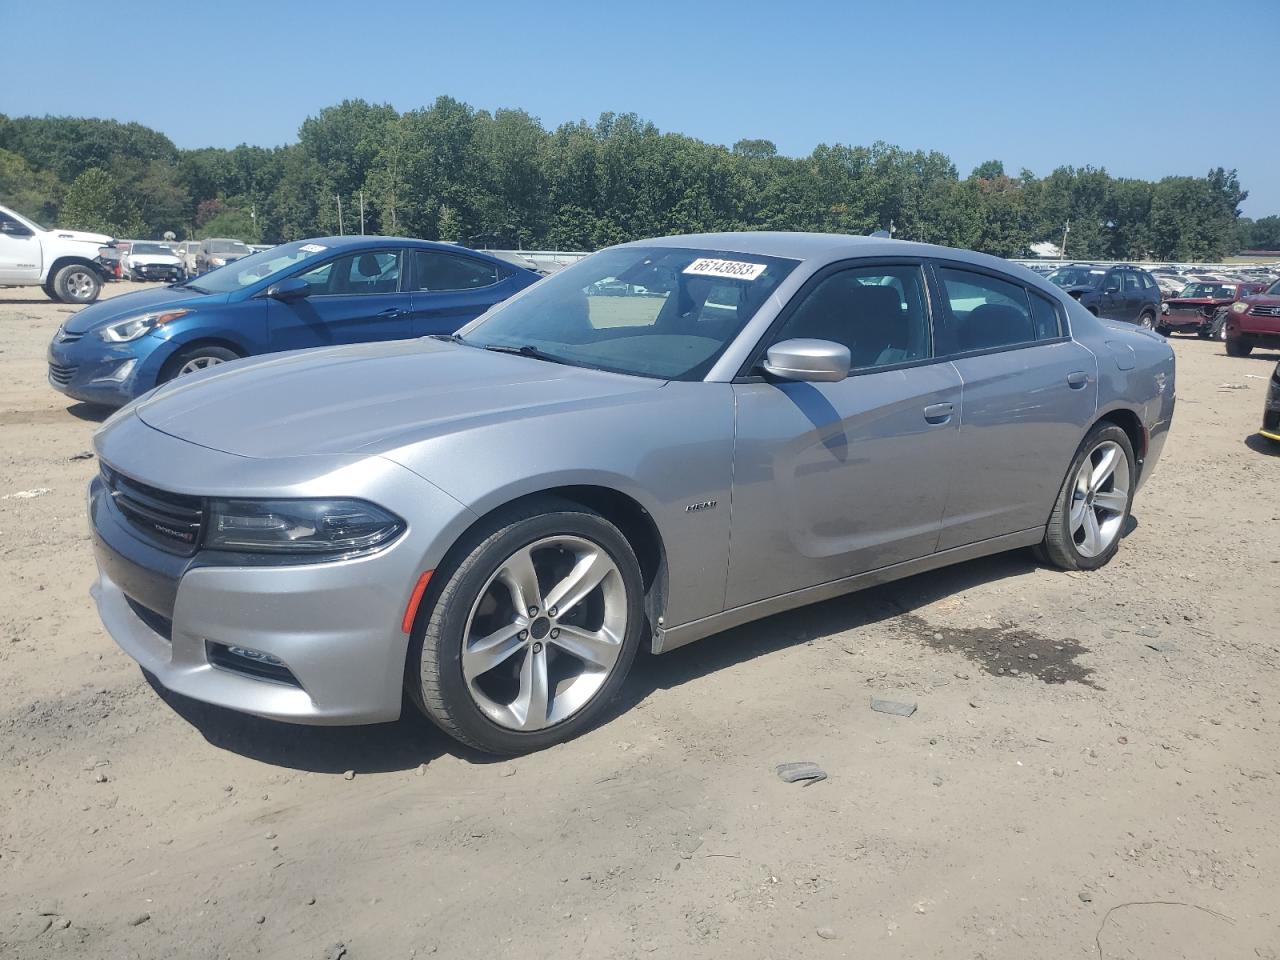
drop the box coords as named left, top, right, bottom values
left=685, top=500, right=717, bottom=513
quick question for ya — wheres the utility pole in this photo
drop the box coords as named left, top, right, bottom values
left=359, top=191, right=365, bottom=236
left=337, top=195, right=344, bottom=236
left=1061, top=219, right=1070, bottom=260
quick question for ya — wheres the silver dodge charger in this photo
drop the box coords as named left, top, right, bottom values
left=88, top=233, right=1175, bottom=754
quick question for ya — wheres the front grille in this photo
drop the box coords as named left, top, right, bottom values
left=1251, top=305, right=1280, bottom=318
left=101, top=464, right=204, bottom=555
left=48, top=362, right=77, bottom=385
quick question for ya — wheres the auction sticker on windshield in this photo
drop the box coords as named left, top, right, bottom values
left=684, top=258, right=768, bottom=281
left=300, top=243, right=328, bottom=254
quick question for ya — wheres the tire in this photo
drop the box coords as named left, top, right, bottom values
left=1036, top=423, right=1135, bottom=572
left=159, top=344, right=241, bottom=382
left=53, top=264, right=101, bottom=304
left=408, top=497, right=645, bottom=755
left=1225, top=336, right=1253, bottom=358
left=1138, top=310, right=1157, bottom=331
left=41, top=280, right=59, bottom=303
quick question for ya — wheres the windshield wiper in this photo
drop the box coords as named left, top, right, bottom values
left=480, top=344, right=571, bottom=365
left=173, top=281, right=209, bottom=294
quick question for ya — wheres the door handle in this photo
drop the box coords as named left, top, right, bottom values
left=1067, top=371, right=1089, bottom=389
left=377, top=308, right=406, bottom=318
left=923, top=402, right=954, bottom=424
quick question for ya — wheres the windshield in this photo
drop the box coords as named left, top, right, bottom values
left=1178, top=282, right=1234, bottom=300
left=1047, top=267, right=1104, bottom=288
left=131, top=242, right=172, bottom=256
left=185, top=240, right=333, bottom=294
left=1267, top=279, right=1280, bottom=296
left=208, top=239, right=251, bottom=254
left=460, top=245, right=799, bottom=380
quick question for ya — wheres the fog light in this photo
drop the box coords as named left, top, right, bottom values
left=92, top=358, right=137, bottom=384
left=227, top=645, right=284, bottom=666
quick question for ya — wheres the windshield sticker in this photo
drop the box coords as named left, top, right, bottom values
left=683, top=258, right=767, bottom=282
left=299, top=243, right=328, bottom=254
left=1089, top=269, right=1105, bottom=274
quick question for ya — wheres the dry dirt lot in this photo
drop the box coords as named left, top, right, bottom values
left=1, top=283, right=1278, bottom=960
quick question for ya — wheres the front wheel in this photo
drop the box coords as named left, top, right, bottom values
left=409, top=498, right=645, bottom=755
left=1226, top=336, right=1253, bottom=358
left=159, top=344, right=241, bottom=382
left=1036, top=423, right=1135, bottom=571
left=53, top=264, right=101, bottom=304
left=1139, top=310, right=1157, bottom=332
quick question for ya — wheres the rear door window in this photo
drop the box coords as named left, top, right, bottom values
left=412, top=251, right=500, bottom=291
left=935, top=267, right=1036, bottom=353
left=298, top=251, right=402, bottom=296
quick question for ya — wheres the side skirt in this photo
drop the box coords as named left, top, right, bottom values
left=652, top=527, right=1045, bottom=654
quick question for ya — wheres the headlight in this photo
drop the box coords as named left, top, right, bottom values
left=99, top=309, right=189, bottom=342
left=1231, top=301, right=1249, bottom=314
left=210, top=257, right=226, bottom=266
left=205, top=498, right=404, bottom=558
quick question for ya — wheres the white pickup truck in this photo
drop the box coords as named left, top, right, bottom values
left=0, top=204, right=115, bottom=303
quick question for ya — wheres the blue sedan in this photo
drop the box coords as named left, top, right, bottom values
left=47, top=236, right=540, bottom=406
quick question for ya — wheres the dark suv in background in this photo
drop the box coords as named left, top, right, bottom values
left=1046, top=264, right=1162, bottom=329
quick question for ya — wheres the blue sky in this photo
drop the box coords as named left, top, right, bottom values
left=3, top=0, right=1277, bottom=215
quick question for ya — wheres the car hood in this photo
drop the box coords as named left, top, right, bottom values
left=1244, top=294, right=1280, bottom=307
left=128, top=254, right=182, bottom=266
left=134, top=338, right=665, bottom=459
left=46, top=227, right=114, bottom=246
left=63, top=285, right=229, bottom=334
left=1165, top=297, right=1224, bottom=306
left=1060, top=284, right=1098, bottom=296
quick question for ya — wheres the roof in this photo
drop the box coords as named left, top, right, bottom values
left=623, top=231, right=1033, bottom=278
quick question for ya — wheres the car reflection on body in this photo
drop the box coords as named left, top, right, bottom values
left=87, top=232, right=1176, bottom=754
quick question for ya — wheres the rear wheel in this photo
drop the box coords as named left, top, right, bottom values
left=409, top=498, right=644, bottom=755
left=1036, top=423, right=1135, bottom=571
left=53, top=264, right=101, bottom=304
left=1139, top=310, right=1157, bottom=332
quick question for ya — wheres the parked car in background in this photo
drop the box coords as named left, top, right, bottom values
left=47, top=236, right=541, bottom=406
left=175, top=240, right=201, bottom=277
left=123, top=241, right=186, bottom=283
left=0, top=203, right=115, bottom=303
left=1046, top=264, right=1162, bottom=328
left=1224, top=278, right=1280, bottom=357
left=195, top=238, right=251, bottom=274
left=1260, top=361, right=1280, bottom=443
left=83, top=232, right=1175, bottom=754
left=1159, top=280, right=1268, bottom=338
left=1153, top=272, right=1190, bottom=299
left=248, top=244, right=274, bottom=254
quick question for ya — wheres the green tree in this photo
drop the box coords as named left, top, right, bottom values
left=60, top=167, right=143, bottom=236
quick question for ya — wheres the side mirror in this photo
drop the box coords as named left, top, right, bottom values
left=761, top=338, right=850, bottom=383
left=267, top=277, right=312, bottom=302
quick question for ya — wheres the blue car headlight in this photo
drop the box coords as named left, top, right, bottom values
left=205, top=498, right=405, bottom=558
left=100, top=309, right=190, bottom=343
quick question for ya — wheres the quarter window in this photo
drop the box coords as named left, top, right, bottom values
left=936, top=267, right=1036, bottom=352
left=298, top=251, right=402, bottom=296
left=772, top=265, right=930, bottom=370
left=1029, top=291, right=1063, bottom=340
left=412, top=251, right=500, bottom=292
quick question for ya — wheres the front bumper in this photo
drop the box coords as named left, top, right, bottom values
left=47, top=331, right=166, bottom=407
left=1263, top=373, right=1280, bottom=441
left=132, top=264, right=184, bottom=281
left=88, top=414, right=478, bottom=725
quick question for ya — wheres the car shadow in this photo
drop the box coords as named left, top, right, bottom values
left=151, top=522, right=1136, bottom=773
left=145, top=675, right=497, bottom=774
left=66, top=402, right=113, bottom=423
left=1245, top=433, right=1280, bottom=456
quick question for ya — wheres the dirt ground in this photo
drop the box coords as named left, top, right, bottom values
left=1, top=282, right=1278, bottom=960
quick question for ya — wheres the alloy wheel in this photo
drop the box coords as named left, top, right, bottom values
left=66, top=270, right=96, bottom=301
left=462, top=535, right=627, bottom=731
left=178, top=356, right=226, bottom=375
left=1069, top=440, right=1130, bottom=559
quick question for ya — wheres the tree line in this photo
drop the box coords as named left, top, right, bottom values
left=1, top=97, right=1272, bottom=261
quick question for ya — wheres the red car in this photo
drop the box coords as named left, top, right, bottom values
left=1159, top=280, right=1268, bottom=339
left=1225, top=278, right=1280, bottom=357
